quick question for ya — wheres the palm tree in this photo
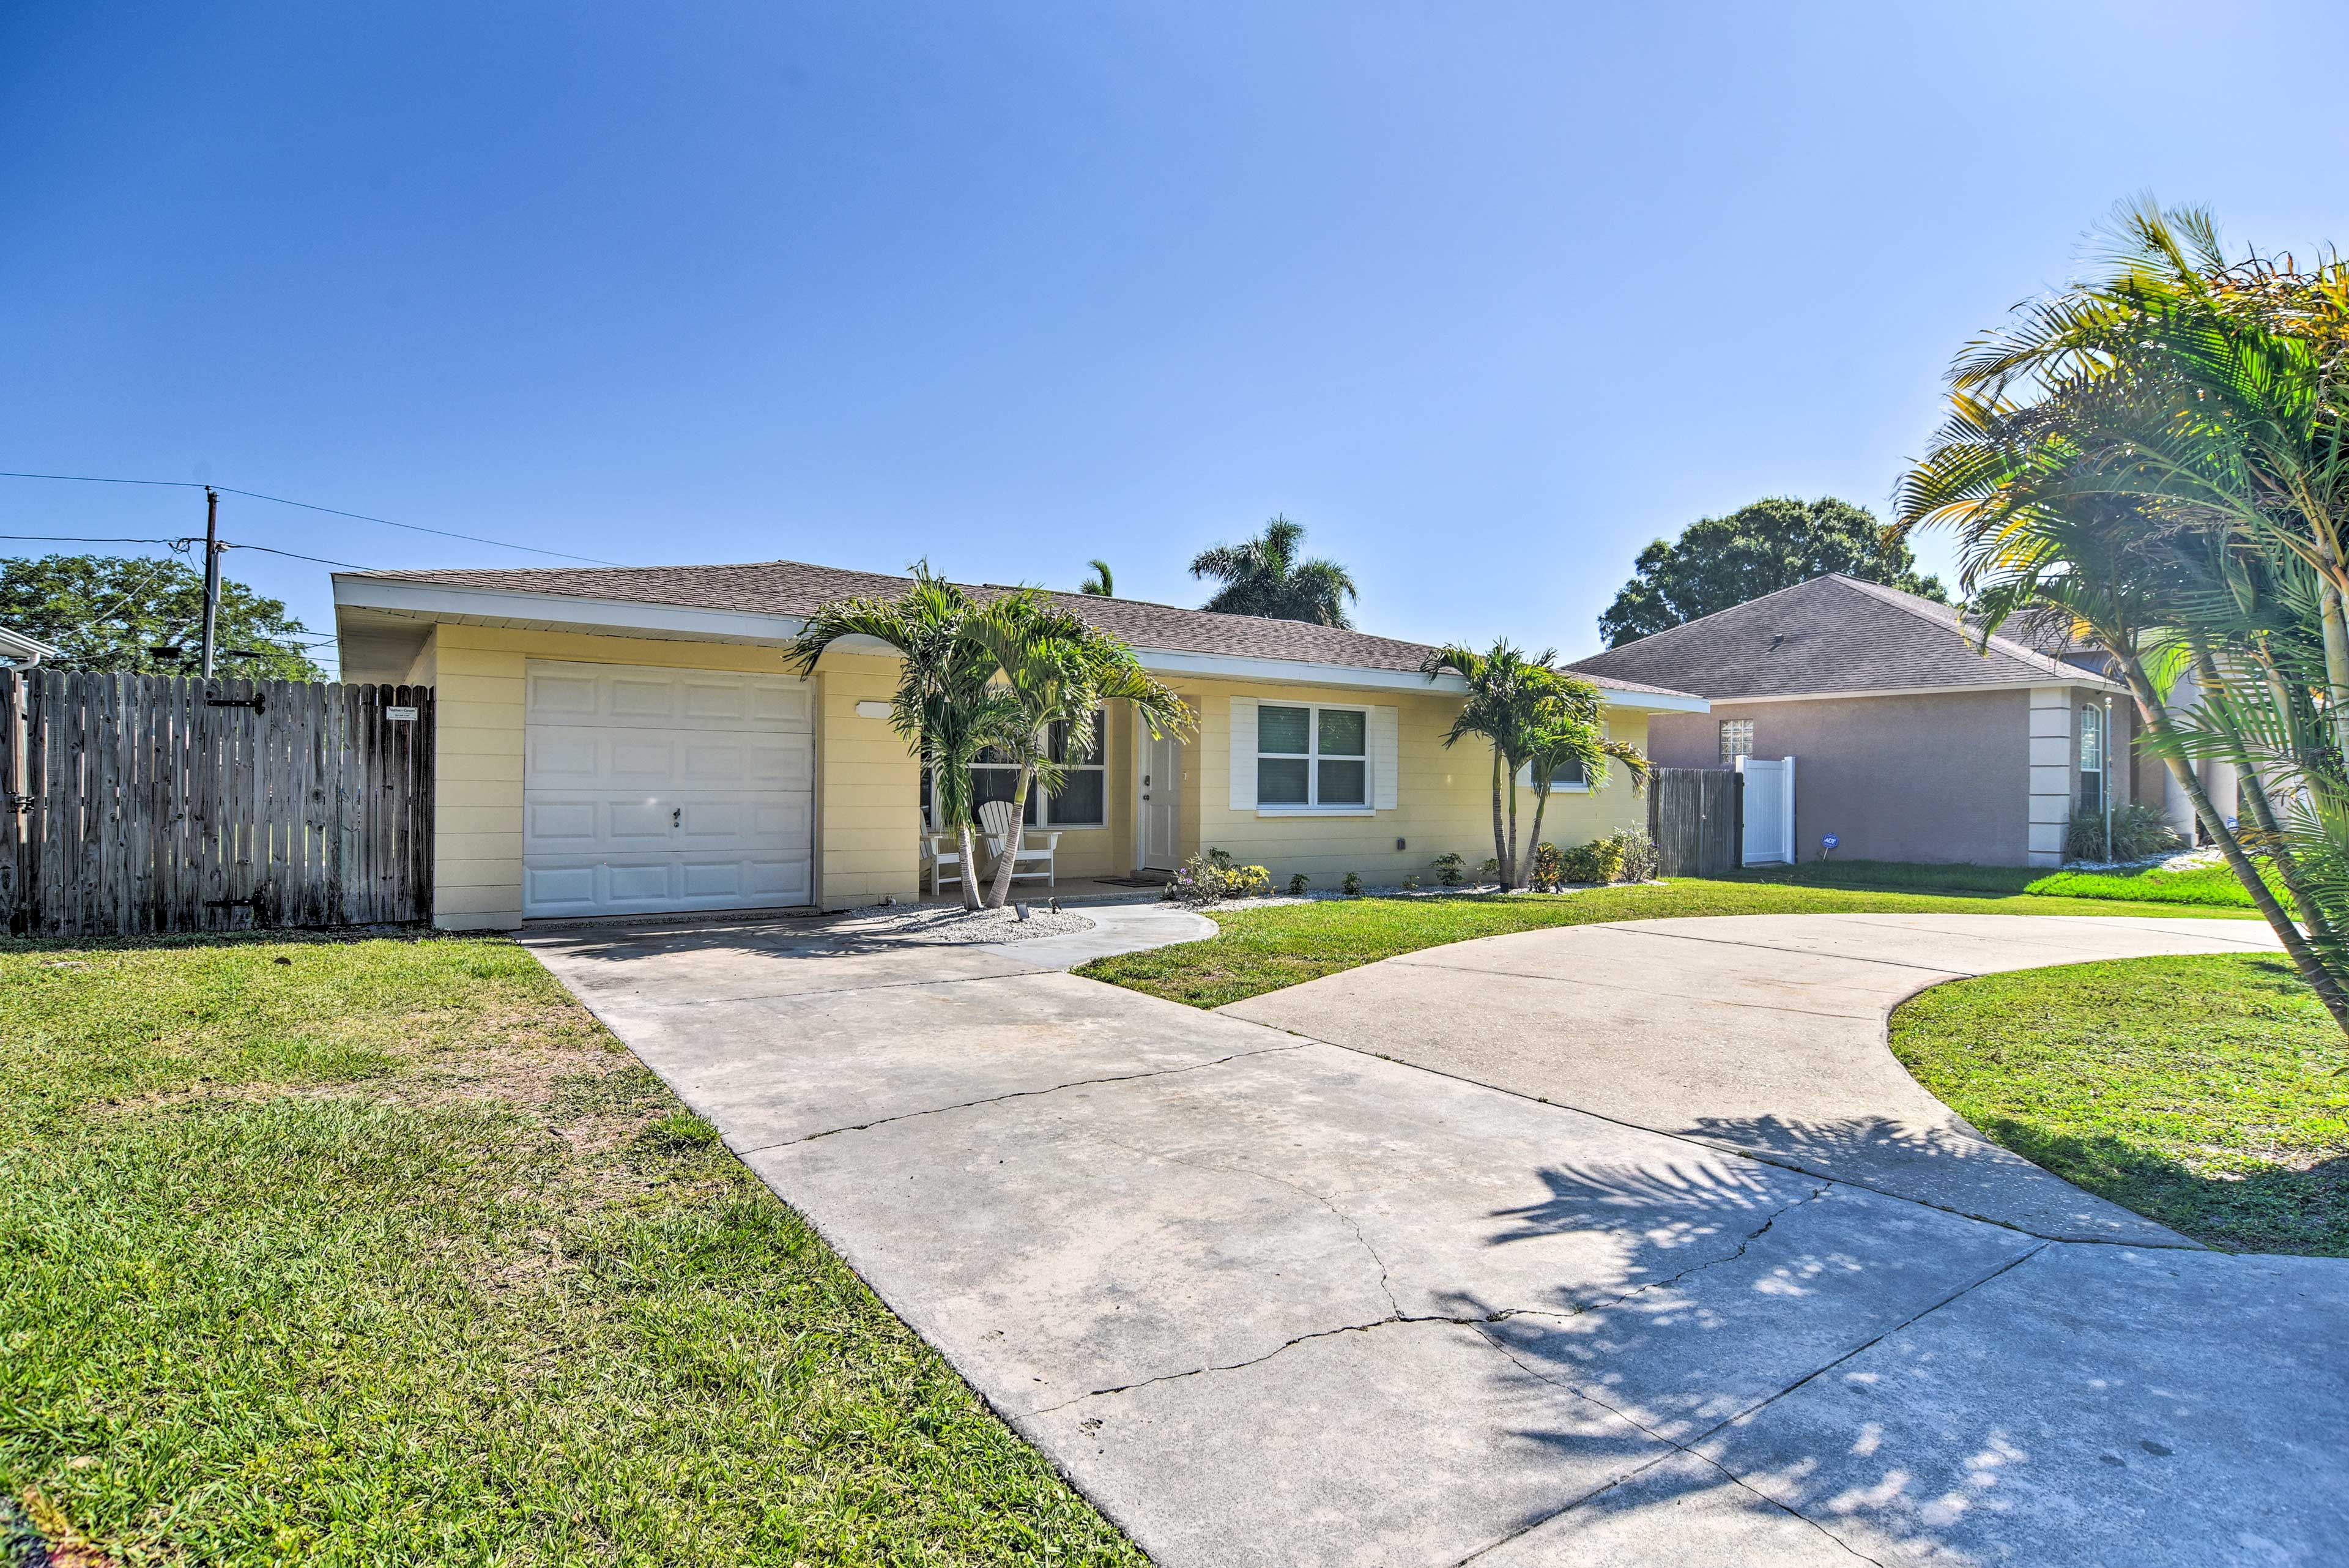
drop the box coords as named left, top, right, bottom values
left=1420, top=641, right=1573, bottom=891
left=959, top=595, right=1187, bottom=908
left=1522, top=677, right=1650, bottom=866
left=787, top=565, right=1018, bottom=911
left=1078, top=559, right=1115, bottom=596
left=1896, top=199, right=2349, bottom=1030
left=1189, top=516, right=1359, bottom=627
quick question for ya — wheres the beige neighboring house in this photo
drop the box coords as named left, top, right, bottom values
left=333, top=559, right=1705, bottom=929
left=1568, top=574, right=2137, bottom=869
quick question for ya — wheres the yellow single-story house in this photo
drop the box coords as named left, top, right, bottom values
left=332, top=559, right=1707, bottom=929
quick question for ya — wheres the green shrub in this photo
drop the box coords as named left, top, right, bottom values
left=1553, top=828, right=1660, bottom=887
left=1341, top=872, right=1362, bottom=896
left=1431, top=852, right=1466, bottom=888
left=2066, top=802, right=2189, bottom=863
left=1612, top=827, right=1660, bottom=883
left=1478, top=857, right=1501, bottom=881
left=1527, top=841, right=1564, bottom=891
left=1168, top=850, right=1272, bottom=904
left=1286, top=872, right=1310, bottom=896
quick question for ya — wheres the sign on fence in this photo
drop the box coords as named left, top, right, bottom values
left=0, top=670, right=435, bottom=938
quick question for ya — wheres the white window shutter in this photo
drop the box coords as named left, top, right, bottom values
left=1371, top=705, right=1399, bottom=809
left=1230, top=696, right=1258, bottom=810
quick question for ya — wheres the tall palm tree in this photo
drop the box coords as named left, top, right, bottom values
left=1896, top=199, right=2349, bottom=1030
left=1189, top=516, right=1359, bottom=627
left=1420, top=641, right=1570, bottom=891
left=959, top=595, right=1188, bottom=908
left=1522, top=677, right=1650, bottom=866
left=787, top=565, right=1018, bottom=912
left=1078, top=559, right=1115, bottom=596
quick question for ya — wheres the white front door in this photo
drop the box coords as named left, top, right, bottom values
left=1140, top=729, right=1182, bottom=871
left=522, top=660, right=814, bottom=917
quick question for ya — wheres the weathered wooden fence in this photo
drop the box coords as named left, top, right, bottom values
left=0, top=671, right=434, bottom=937
left=1648, top=766, right=1742, bottom=877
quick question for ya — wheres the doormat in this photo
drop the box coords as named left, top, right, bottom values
left=1091, top=875, right=1171, bottom=888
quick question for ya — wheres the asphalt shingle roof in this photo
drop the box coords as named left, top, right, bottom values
left=1565, top=574, right=2118, bottom=699
left=343, top=559, right=1699, bottom=699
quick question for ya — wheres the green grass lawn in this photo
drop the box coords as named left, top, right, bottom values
left=1728, top=855, right=2270, bottom=910
left=0, top=934, right=1143, bottom=1567
left=1078, top=878, right=2261, bottom=1009
left=1891, top=953, right=2349, bottom=1254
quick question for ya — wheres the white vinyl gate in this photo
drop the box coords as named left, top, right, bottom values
left=522, top=660, right=814, bottom=917
left=1738, top=755, right=1795, bottom=866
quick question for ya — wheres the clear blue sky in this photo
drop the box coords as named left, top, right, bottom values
left=4, top=3, right=2339, bottom=675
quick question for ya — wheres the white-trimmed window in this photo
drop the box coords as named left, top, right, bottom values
left=2079, top=704, right=2106, bottom=817
left=1719, top=719, right=1754, bottom=764
left=935, top=712, right=1108, bottom=829
left=1256, top=702, right=1368, bottom=810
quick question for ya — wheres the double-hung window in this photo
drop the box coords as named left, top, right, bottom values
left=966, top=710, right=1108, bottom=828
left=1256, top=702, right=1368, bottom=810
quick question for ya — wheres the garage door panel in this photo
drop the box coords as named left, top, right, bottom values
left=751, top=684, right=812, bottom=726
left=524, top=660, right=815, bottom=918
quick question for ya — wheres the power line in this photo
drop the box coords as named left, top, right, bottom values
left=0, top=469, right=623, bottom=565
left=0, top=532, right=194, bottom=545
left=225, top=541, right=376, bottom=570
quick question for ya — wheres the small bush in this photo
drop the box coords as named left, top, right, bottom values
left=1400, top=875, right=1420, bottom=891
left=1431, top=852, right=1466, bottom=888
left=1341, top=872, right=1362, bottom=896
left=2067, top=802, right=2188, bottom=863
left=1554, top=828, right=1659, bottom=886
left=1477, top=857, right=1501, bottom=882
left=1612, top=827, right=1660, bottom=882
left=1167, top=849, right=1273, bottom=904
left=1527, top=841, right=1563, bottom=891
left=1286, top=872, right=1310, bottom=896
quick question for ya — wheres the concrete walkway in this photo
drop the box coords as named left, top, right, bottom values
left=525, top=908, right=2348, bottom=1568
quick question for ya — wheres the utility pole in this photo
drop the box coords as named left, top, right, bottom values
left=199, top=486, right=221, bottom=678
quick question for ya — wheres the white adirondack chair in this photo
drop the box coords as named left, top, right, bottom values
left=921, top=830, right=967, bottom=896
left=978, top=798, right=1059, bottom=889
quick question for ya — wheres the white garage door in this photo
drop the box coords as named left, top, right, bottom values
left=522, top=660, right=813, bottom=918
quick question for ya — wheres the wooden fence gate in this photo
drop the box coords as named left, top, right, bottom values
left=0, top=671, right=435, bottom=938
left=1647, top=766, right=1742, bottom=878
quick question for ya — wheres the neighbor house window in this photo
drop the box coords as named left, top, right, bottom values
left=1257, top=702, right=1368, bottom=809
left=2079, top=704, right=2106, bottom=817
left=1719, top=720, right=1754, bottom=764
left=969, top=711, right=1107, bottom=828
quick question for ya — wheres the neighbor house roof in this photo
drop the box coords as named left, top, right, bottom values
left=338, top=559, right=1702, bottom=702
left=1566, top=573, right=2123, bottom=700
left=0, top=625, right=56, bottom=667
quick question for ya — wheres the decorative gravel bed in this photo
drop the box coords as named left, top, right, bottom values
left=812, top=902, right=1097, bottom=945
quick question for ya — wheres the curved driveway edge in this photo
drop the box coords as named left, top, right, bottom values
left=524, top=907, right=2346, bottom=1568
left=1223, top=911, right=2284, bottom=1243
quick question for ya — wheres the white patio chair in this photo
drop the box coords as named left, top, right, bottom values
left=921, top=831, right=967, bottom=897
left=978, top=799, right=1059, bottom=890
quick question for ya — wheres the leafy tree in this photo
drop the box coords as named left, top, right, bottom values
left=0, top=552, right=322, bottom=679
left=1189, top=516, right=1358, bottom=627
left=1598, top=497, right=1946, bottom=647
left=1078, top=559, right=1114, bottom=596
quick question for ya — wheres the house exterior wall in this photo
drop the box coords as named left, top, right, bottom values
left=1176, top=675, right=1651, bottom=887
left=421, top=623, right=919, bottom=928
left=396, top=622, right=1670, bottom=922
left=1649, top=689, right=2036, bottom=866
left=1648, top=684, right=2136, bottom=868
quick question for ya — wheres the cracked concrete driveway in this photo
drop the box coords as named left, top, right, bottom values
left=526, top=906, right=2348, bottom=1568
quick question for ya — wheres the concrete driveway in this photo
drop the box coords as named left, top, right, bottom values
left=525, top=906, right=2347, bottom=1568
